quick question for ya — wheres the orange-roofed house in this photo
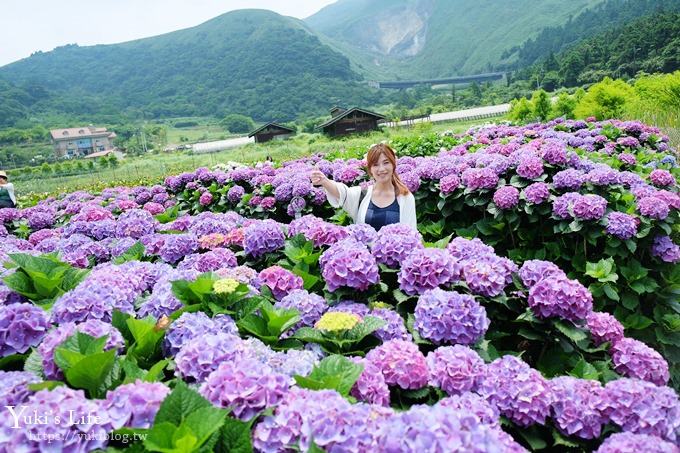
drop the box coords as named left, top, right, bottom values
left=50, top=126, right=117, bottom=159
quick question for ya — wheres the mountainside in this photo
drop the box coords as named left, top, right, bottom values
left=502, top=0, right=680, bottom=70
left=305, top=0, right=607, bottom=79
left=0, top=9, right=383, bottom=124
left=514, top=12, right=680, bottom=88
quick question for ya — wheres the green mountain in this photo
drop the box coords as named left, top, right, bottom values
left=514, top=11, right=680, bottom=88
left=305, top=0, right=609, bottom=79
left=0, top=9, right=384, bottom=124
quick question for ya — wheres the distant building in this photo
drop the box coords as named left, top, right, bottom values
left=83, top=149, right=124, bottom=160
left=50, top=126, right=117, bottom=159
left=248, top=122, right=296, bottom=143
left=316, top=107, right=385, bottom=137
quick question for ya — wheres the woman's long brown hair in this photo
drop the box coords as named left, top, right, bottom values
left=366, top=143, right=410, bottom=196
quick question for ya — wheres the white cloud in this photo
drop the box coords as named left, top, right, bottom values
left=0, top=0, right=336, bottom=66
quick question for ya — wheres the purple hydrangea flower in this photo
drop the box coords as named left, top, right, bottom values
left=618, top=153, right=637, bottom=166
left=0, top=303, right=50, bottom=356
left=493, top=186, right=520, bottom=209
left=227, top=185, right=246, bottom=204
left=414, top=288, right=489, bottom=345
left=370, top=307, right=411, bottom=342
left=519, top=259, right=566, bottom=289
left=115, top=209, right=158, bottom=239
left=550, top=376, right=608, bottom=439
left=552, top=192, right=582, bottom=219
left=275, top=289, right=327, bottom=330
left=517, top=156, right=544, bottom=179
left=541, top=140, right=568, bottom=165
left=611, top=338, right=670, bottom=386
left=605, top=212, right=639, bottom=240
left=320, top=239, right=380, bottom=292
left=528, top=276, right=593, bottom=322
left=478, top=355, right=553, bottom=426
left=0, top=370, right=40, bottom=408
left=595, top=432, right=678, bottom=453
left=552, top=169, right=584, bottom=190
left=346, top=223, right=378, bottom=245
left=244, top=220, right=285, bottom=258
left=51, top=270, right=139, bottom=324
left=138, top=268, right=199, bottom=319
left=102, top=380, right=170, bottom=429
left=200, top=356, right=289, bottom=420
left=439, top=174, right=460, bottom=195
left=366, top=340, right=429, bottom=389
left=350, top=357, right=390, bottom=406
left=0, top=387, right=110, bottom=452
left=651, top=235, right=680, bottom=263
left=259, top=265, right=304, bottom=300
left=174, top=332, right=248, bottom=382
left=426, top=345, right=485, bottom=395
left=637, top=196, right=670, bottom=220
left=377, top=402, right=520, bottom=453
left=398, top=248, right=457, bottom=295
left=371, top=223, right=423, bottom=268
left=177, top=248, right=237, bottom=272
left=158, top=233, right=199, bottom=263
left=523, top=182, right=551, bottom=204
left=573, top=194, right=608, bottom=220
left=199, top=191, right=213, bottom=206
left=649, top=169, right=676, bottom=187
left=603, top=378, right=679, bottom=442
left=438, top=392, right=500, bottom=427
left=163, top=311, right=238, bottom=357
left=461, top=167, right=499, bottom=190
left=462, top=254, right=515, bottom=297
left=586, top=311, right=624, bottom=346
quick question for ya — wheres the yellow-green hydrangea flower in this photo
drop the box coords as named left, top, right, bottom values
left=370, top=301, right=392, bottom=310
left=214, top=278, right=240, bottom=295
left=314, top=312, right=361, bottom=332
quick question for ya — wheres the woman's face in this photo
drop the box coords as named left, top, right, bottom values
left=370, top=153, right=394, bottom=184
left=0, top=177, right=6, bottom=185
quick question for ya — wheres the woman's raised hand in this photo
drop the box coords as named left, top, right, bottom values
left=309, top=168, right=327, bottom=186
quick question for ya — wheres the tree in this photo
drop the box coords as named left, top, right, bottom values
left=574, top=77, right=637, bottom=120
left=552, top=92, right=576, bottom=119
left=221, top=114, right=256, bottom=134
left=531, top=89, right=552, bottom=121
left=509, top=97, right=534, bottom=123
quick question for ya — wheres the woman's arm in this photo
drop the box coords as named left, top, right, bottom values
left=403, top=193, right=418, bottom=231
left=310, top=169, right=361, bottom=220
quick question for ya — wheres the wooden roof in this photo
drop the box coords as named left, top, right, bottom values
left=316, top=107, right=386, bottom=129
left=247, top=122, right=296, bottom=137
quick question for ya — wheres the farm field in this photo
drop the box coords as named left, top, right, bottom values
left=0, top=117, right=679, bottom=452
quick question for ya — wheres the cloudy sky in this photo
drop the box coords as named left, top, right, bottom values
left=0, top=0, right=337, bottom=66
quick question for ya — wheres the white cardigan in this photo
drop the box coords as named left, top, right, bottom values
left=0, top=183, right=16, bottom=205
left=325, top=182, right=417, bottom=231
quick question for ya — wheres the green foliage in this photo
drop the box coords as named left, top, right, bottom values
left=170, top=272, right=257, bottom=319
left=552, top=92, right=576, bottom=119
left=54, top=332, right=118, bottom=398
left=574, top=77, right=638, bottom=120
left=137, top=382, right=252, bottom=453
left=293, top=316, right=386, bottom=356
left=531, top=90, right=552, bottom=121
left=293, top=355, right=364, bottom=398
left=237, top=300, right=301, bottom=349
left=3, top=252, right=89, bottom=305
left=509, top=97, right=534, bottom=123
left=221, top=114, right=256, bottom=134
left=513, top=10, right=680, bottom=90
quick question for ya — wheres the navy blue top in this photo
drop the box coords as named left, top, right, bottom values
left=365, top=198, right=400, bottom=231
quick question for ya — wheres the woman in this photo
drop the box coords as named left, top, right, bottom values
left=310, top=143, right=417, bottom=230
left=0, top=170, right=16, bottom=208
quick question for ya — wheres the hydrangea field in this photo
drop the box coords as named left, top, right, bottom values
left=1, top=117, right=679, bottom=452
